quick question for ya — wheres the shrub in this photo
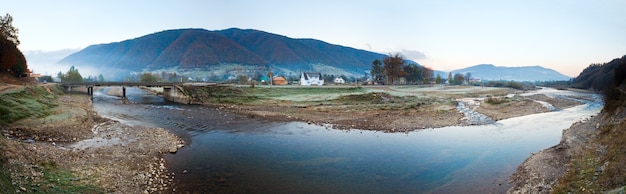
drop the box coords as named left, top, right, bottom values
left=485, top=97, right=508, bottom=105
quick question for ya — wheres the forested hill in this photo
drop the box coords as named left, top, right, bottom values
left=572, top=55, right=626, bottom=91
left=58, top=28, right=402, bottom=80
left=451, top=64, right=571, bottom=82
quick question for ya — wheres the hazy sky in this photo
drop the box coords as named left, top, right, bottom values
left=5, top=0, right=626, bottom=76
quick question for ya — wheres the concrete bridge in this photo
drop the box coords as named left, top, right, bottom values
left=60, top=82, right=213, bottom=104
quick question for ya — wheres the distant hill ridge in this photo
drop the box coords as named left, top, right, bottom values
left=450, top=64, right=571, bottom=81
left=58, top=28, right=400, bottom=80
left=58, top=28, right=569, bottom=82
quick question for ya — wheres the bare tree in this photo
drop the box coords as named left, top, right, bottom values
left=383, top=53, right=406, bottom=85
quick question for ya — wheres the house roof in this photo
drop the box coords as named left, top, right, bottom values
left=273, top=77, right=286, bottom=81
left=302, top=72, right=322, bottom=80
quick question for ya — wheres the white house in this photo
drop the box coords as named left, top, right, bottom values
left=334, top=77, right=345, bottom=84
left=300, top=72, right=324, bottom=86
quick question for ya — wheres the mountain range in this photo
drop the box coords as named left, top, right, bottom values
left=58, top=28, right=404, bottom=80
left=56, top=28, right=570, bottom=82
left=449, top=64, right=571, bottom=82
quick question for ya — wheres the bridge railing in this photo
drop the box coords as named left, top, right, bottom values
left=60, top=82, right=185, bottom=87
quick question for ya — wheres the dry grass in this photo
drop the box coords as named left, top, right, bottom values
left=552, top=91, right=626, bottom=192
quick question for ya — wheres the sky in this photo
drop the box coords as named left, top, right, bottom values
left=4, top=0, right=626, bottom=77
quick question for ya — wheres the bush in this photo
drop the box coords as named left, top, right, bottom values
left=485, top=97, right=508, bottom=105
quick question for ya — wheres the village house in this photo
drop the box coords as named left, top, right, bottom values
left=300, top=72, right=324, bottom=86
left=272, top=76, right=288, bottom=85
left=333, top=77, right=345, bottom=84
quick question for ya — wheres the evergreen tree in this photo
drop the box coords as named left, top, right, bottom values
left=370, top=59, right=384, bottom=84
left=435, top=74, right=442, bottom=84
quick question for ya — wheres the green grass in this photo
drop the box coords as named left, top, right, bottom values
left=553, top=121, right=626, bottom=193
left=0, top=86, right=59, bottom=125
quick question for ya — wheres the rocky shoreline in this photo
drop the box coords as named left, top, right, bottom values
left=0, top=85, right=184, bottom=193
left=508, top=116, right=601, bottom=193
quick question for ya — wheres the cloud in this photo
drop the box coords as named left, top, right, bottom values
left=399, top=49, right=427, bottom=60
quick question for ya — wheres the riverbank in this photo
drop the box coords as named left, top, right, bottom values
left=0, top=84, right=183, bottom=193
left=184, top=85, right=584, bottom=131
left=508, top=115, right=601, bottom=193
left=509, top=87, right=626, bottom=193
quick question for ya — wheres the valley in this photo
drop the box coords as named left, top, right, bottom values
left=0, top=81, right=601, bottom=193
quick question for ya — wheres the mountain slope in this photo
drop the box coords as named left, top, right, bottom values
left=58, top=28, right=403, bottom=80
left=451, top=64, right=571, bottom=81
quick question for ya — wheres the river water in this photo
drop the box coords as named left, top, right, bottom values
left=92, top=87, right=602, bottom=193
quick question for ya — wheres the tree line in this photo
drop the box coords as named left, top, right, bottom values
left=0, top=13, right=28, bottom=77
left=370, top=54, right=435, bottom=85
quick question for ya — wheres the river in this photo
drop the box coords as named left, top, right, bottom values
left=92, top=87, right=602, bottom=193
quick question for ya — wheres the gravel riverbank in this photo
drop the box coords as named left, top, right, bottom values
left=0, top=85, right=183, bottom=193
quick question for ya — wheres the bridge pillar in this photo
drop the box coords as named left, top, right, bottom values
left=162, top=86, right=191, bottom=104
left=87, top=86, right=93, bottom=100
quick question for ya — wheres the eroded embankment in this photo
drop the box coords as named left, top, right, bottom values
left=506, top=91, right=626, bottom=193
left=508, top=116, right=601, bottom=193
left=0, top=85, right=183, bottom=193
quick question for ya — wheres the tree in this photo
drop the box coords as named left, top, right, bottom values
left=370, top=59, right=384, bottom=84
left=435, top=74, right=442, bottom=84
left=423, top=66, right=434, bottom=84
left=98, top=74, right=105, bottom=82
left=0, top=13, right=19, bottom=45
left=267, top=71, right=273, bottom=85
left=61, top=66, right=83, bottom=82
left=465, top=72, right=472, bottom=85
left=140, top=73, right=159, bottom=82
left=237, top=75, right=249, bottom=85
left=383, top=53, right=406, bottom=85
left=0, top=16, right=26, bottom=77
left=323, top=74, right=335, bottom=83
left=403, top=64, right=423, bottom=84
left=453, top=73, right=465, bottom=85
left=447, top=72, right=453, bottom=85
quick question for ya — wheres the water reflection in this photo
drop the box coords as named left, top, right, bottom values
left=91, top=87, right=601, bottom=193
